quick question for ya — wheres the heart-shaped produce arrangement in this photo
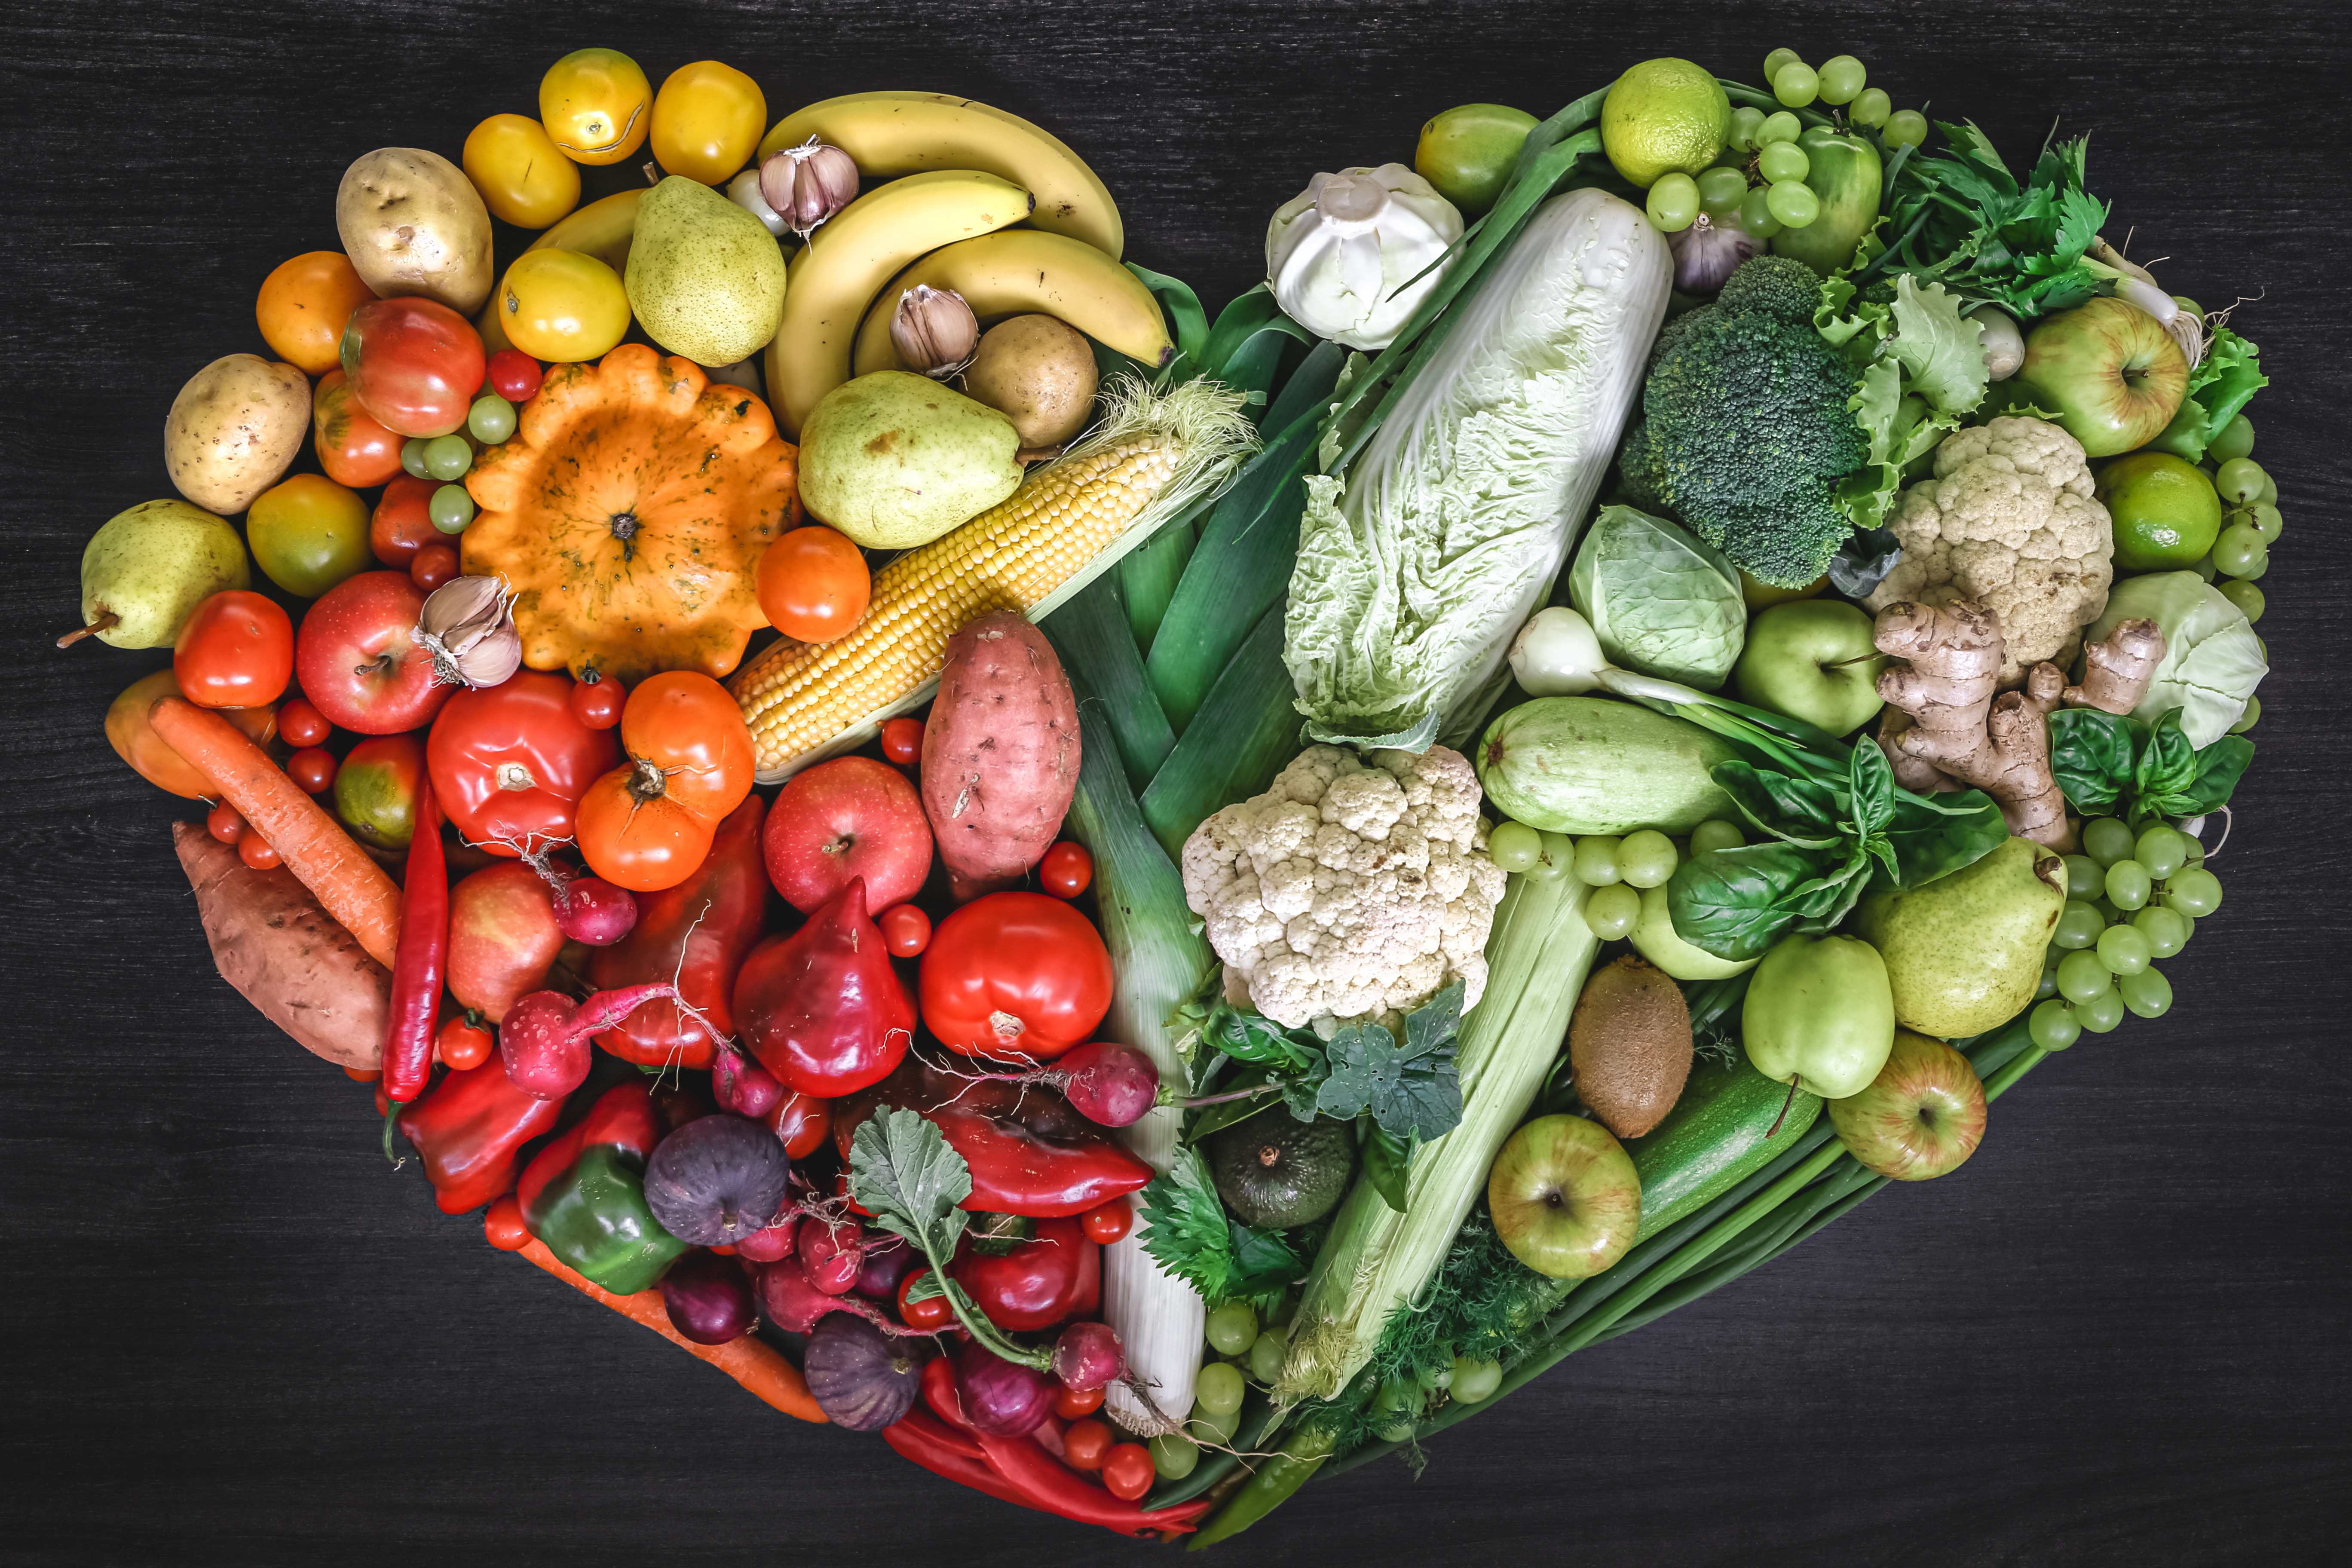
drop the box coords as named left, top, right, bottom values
left=77, top=40, right=2274, bottom=1545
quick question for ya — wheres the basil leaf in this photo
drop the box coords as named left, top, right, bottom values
left=1359, top=1122, right=1413, bottom=1214
left=2048, top=707, right=2134, bottom=813
left=1883, top=786, right=2009, bottom=886
left=1848, top=738, right=1896, bottom=837
left=1667, top=841, right=1839, bottom=961
left=1712, top=762, right=1844, bottom=846
left=2159, top=735, right=2254, bottom=819
left=2134, top=710, right=2202, bottom=800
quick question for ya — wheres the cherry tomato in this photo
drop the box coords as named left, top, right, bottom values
left=411, top=542, right=459, bottom=592
left=256, top=251, right=377, bottom=376
left=1080, top=1198, right=1131, bottom=1245
left=239, top=832, right=282, bottom=870
left=880, top=716, right=925, bottom=766
left=483, top=1194, right=533, bottom=1251
left=1061, top=1418, right=1113, bottom=1472
left=757, top=525, right=871, bottom=643
left=344, top=1064, right=381, bottom=1082
left=371, top=475, right=441, bottom=567
left=650, top=60, right=767, bottom=185
left=286, top=747, right=338, bottom=794
left=248, top=474, right=373, bottom=599
left=1053, top=1383, right=1105, bottom=1419
left=438, top=1015, right=494, bottom=1071
left=175, top=591, right=294, bottom=710
left=487, top=349, right=544, bottom=403
left=1101, top=1443, right=1154, bottom=1501
left=898, top=1269, right=956, bottom=1332
left=569, top=672, right=625, bottom=729
left=462, top=113, right=582, bottom=228
left=207, top=800, right=247, bottom=844
left=496, top=249, right=629, bottom=363
left=340, top=297, right=488, bottom=438
left=1040, top=842, right=1093, bottom=899
left=278, top=698, right=331, bottom=749
left=310, top=368, right=406, bottom=489
left=540, top=48, right=653, bottom=165
left=765, top=1091, right=832, bottom=1160
left=879, top=902, right=932, bottom=958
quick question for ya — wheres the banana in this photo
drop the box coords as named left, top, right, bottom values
left=759, top=92, right=1122, bottom=260
left=851, top=230, right=1174, bottom=376
left=526, top=187, right=644, bottom=274
left=765, top=169, right=1032, bottom=435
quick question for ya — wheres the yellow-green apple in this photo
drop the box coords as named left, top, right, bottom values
left=1488, top=1115, right=1641, bottom=1279
left=2020, top=297, right=2189, bottom=458
left=1733, top=600, right=1886, bottom=734
left=1827, top=1029, right=1987, bottom=1179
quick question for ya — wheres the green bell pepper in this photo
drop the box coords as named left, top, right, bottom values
left=517, top=1082, right=687, bottom=1295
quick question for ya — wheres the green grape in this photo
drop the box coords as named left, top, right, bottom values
left=2188, top=554, right=2218, bottom=583
left=2082, top=817, right=2135, bottom=867
left=1195, top=1361, right=1246, bottom=1415
left=2256, top=471, right=2277, bottom=505
left=2230, top=696, right=2261, bottom=734
left=1151, top=1433, right=1200, bottom=1479
left=2132, top=826, right=2187, bottom=880
left=400, top=438, right=432, bottom=479
left=1616, top=829, right=1678, bottom=888
left=467, top=394, right=516, bottom=444
left=2062, top=854, right=2102, bottom=899
left=1646, top=172, right=1700, bottom=232
left=2218, top=580, right=2264, bottom=623
left=2096, top=923, right=2152, bottom=975
left=2211, top=522, right=2267, bottom=578
left=1204, top=1302, right=1257, bottom=1356
left=1248, top=1329, right=1288, bottom=1384
left=1758, top=141, right=1810, bottom=184
left=1760, top=110, right=1802, bottom=145
left=1851, top=87, right=1892, bottom=128
left=1883, top=110, right=1929, bottom=147
left=2029, top=998, right=2080, bottom=1051
left=1763, top=47, right=1802, bottom=79
left=1765, top=180, right=1820, bottom=227
left=1188, top=1399, right=1242, bottom=1446
left=1773, top=62, right=1820, bottom=107
left=2177, top=834, right=2206, bottom=872
left=2249, top=502, right=2283, bottom=543
left=2076, top=987, right=2125, bottom=1033
left=2036, top=951, right=2060, bottom=999
left=423, top=433, right=475, bottom=481
left=1488, top=821, right=1543, bottom=873
left=2053, top=901, right=2104, bottom=949
left=2056, top=949, right=2113, bottom=1004
left=2091, top=896, right=2124, bottom=924
left=2132, top=905, right=2187, bottom=958
left=2104, top=860, right=2152, bottom=910
left=2238, top=554, right=2268, bottom=583
left=2214, top=457, right=2266, bottom=504
left=1572, top=836, right=1623, bottom=885
left=1729, top=105, right=1767, bottom=152
left=1690, top=818, right=1745, bottom=855
left=1450, top=1357, right=1502, bottom=1403
left=1524, top=831, right=1575, bottom=882
left=1739, top=186, right=1784, bottom=239
left=2207, top=414, right=2254, bottom=463
left=1697, top=166, right=1750, bottom=213
left=2166, top=867, right=2223, bottom=917
left=429, top=484, right=476, bottom=534
left=1583, top=883, right=1641, bottom=940
left=2120, top=966, right=2173, bottom=1019
left=1817, top=55, right=1867, bottom=104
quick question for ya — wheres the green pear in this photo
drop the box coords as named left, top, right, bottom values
left=625, top=175, right=787, bottom=368
left=796, top=371, right=1023, bottom=549
left=1856, top=836, right=2068, bottom=1037
left=1742, top=933, right=1894, bottom=1099
left=63, top=499, right=250, bottom=649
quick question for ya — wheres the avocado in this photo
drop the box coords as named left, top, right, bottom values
left=1206, top=1115, right=1357, bottom=1230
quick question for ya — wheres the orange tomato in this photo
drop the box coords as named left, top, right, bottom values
left=256, top=251, right=377, bottom=375
left=106, top=669, right=277, bottom=797
left=649, top=61, right=766, bottom=184
left=756, top=525, right=870, bottom=642
left=539, top=48, right=652, bottom=166
left=312, top=368, right=404, bottom=487
left=574, top=671, right=756, bottom=891
left=462, top=113, right=581, bottom=228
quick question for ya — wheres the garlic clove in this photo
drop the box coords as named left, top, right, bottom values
left=890, top=285, right=980, bottom=378
left=727, top=168, right=790, bottom=236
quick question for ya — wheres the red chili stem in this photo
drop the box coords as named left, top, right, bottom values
left=383, top=779, right=448, bottom=1103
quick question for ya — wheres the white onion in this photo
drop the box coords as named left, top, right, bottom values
left=1509, top=606, right=1606, bottom=695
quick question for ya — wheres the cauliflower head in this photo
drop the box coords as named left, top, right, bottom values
left=1179, top=744, right=1507, bottom=1032
left=1864, top=416, right=2115, bottom=684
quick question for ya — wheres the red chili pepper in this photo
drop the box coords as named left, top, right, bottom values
left=971, top=1430, right=1212, bottom=1537
left=884, top=1407, right=1052, bottom=1516
left=835, top=1059, right=1151, bottom=1218
left=382, top=779, right=447, bottom=1102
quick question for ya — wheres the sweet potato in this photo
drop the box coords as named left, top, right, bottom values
left=921, top=612, right=1081, bottom=900
left=174, top=821, right=390, bottom=1069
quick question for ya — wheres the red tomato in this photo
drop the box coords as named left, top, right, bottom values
left=174, top=591, right=293, bottom=710
left=411, top=542, right=459, bottom=592
left=294, top=571, right=450, bottom=735
left=1101, top=1443, right=1154, bottom=1501
left=1061, top=1418, right=1113, bottom=1471
left=880, top=716, right=925, bottom=766
left=428, top=670, right=620, bottom=855
left=438, top=1015, right=494, bottom=1071
left=333, top=734, right=428, bottom=851
left=340, top=297, right=487, bottom=438
left=921, top=892, right=1115, bottom=1059
left=239, top=833, right=282, bottom=870
left=878, top=903, right=931, bottom=958
left=756, top=524, right=870, bottom=642
left=371, top=474, right=441, bottom=566
left=487, top=348, right=543, bottom=402
left=206, top=800, right=246, bottom=844
left=286, top=746, right=337, bottom=794
left=764, top=1091, right=833, bottom=1160
left=1053, top=1383, right=1104, bottom=1419
left=344, top=1064, right=382, bottom=1082
left=1080, top=1199, right=1131, bottom=1245
left=278, top=698, right=331, bottom=749
left=311, top=368, right=405, bottom=487
left=897, top=1269, right=956, bottom=1332
left=575, top=673, right=756, bottom=893
left=1039, top=842, right=1093, bottom=899
left=569, top=673, right=624, bottom=729
left=483, top=1194, right=532, bottom=1251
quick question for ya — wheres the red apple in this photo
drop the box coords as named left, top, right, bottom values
left=1827, top=1029, right=1987, bottom=1180
left=1488, top=1115, right=1642, bottom=1279
left=2020, top=297, right=2189, bottom=457
left=447, top=862, right=564, bottom=1023
left=763, top=756, right=933, bottom=913
left=294, top=571, right=449, bottom=735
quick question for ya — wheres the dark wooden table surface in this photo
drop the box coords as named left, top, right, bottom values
left=6, top=2, right=2347, bottom=1563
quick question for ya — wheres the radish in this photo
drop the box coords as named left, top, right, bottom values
left=956, top=1039, right=1163, bottom=1127
left=713, top=1040, right=784, bottom=1121
left=554, top=876, right=638, bottom=946
left=735, top=1213, right=799, bottom=1264
left=1050, top=1320, right=1125, bottom=1392
left=499, top=981, right=677, bottom=1099
left=799, top=1219, right=864, bottom=1295
left=754, top=1256, right=925, bottom=1337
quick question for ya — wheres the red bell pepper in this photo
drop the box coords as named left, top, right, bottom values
left=395, top=1059, right=564, bottom=1213
left=836, top=1059, right=1151, bottom=1218
left=588, top=794, right=767, bottom=1069
left=950, top=1216, right=1099, bottom=1332
left=427, top=670, right=619, bottom=855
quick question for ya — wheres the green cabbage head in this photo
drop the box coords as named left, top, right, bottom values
left=1567, top=505, right=1746, bottom=689
left=2086, top=570, right=2267, bottom=747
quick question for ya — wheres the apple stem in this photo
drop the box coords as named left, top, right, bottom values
left=1766, top=1075, right=1800, bottom=1138
left=1820, top=652, right=1879, bottom=669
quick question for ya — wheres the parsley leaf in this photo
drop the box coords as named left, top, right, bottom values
left=1136, top=1147, right=1302, bottom=1309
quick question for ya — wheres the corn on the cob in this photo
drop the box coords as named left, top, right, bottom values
left=733, top=375, right=1254, bottom=781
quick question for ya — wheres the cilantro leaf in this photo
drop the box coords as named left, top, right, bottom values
left=1136, top=1147, right=1302, bottom=1309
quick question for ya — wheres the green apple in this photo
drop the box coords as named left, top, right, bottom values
left=1827, top=1029, right=1986, bottom=1180
left=1487, top=1115, right=1642, bottom=1279
left=2019, top=297, right=2189, bottom=458
left=1742, top=932, right=1895, bottom=1099
left=1733, top=600, right=1886, bottom=735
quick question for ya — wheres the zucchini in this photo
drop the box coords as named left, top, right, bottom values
left=1772, top=127, right=1883, bottom=276
left=1625, top=1057, right=1821, bottom=1240
left=1475, top=696, right=1741, bottom=835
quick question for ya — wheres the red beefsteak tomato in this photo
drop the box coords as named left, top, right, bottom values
left=428, top=670, right=619, bottom=854
left=340, top=297, right=486, bottom=438
left=920, top=892, right=1112, bottom=1060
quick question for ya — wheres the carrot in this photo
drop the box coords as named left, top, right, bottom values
left=514, top=1235, right=827, bottom=1424
left=149, top=696, right=401, bottom=968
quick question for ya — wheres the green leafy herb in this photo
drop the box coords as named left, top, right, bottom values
left=1136, top=1146, right=1304, bottom=1310
left=1819, top=274, right=1982, bottom=533
left=2186, top=327, right=2266, bottom=443
left=1868, top=120, right=2109, bottom=319
left=2049, top=707, right=2253, bottom=824
left=1358, top=1123, right=1415, bottom=1215
left=1314, top=983, right=1466, bottom=1139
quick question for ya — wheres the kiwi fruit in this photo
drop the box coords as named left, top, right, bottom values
left=1568, top=954, right=1694, bottom=1138
left=962, top=314, right=1099, bottom=448
left=1206, top=1114, right=1356, bottom=1229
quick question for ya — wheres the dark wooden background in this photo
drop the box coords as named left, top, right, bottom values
left=5, top=1, right=2347, bottom=1563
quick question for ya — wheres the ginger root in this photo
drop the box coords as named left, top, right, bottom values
left=1873, top=600, right=2073, bottom=850
left=2063, top=616, right=2166, bottom=714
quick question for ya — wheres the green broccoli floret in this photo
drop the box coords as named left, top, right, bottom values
left=1624, top=255, right=1866, bottom=588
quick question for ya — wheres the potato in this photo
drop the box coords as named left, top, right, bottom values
left=963, top=314, right=1099, bottom=449
left=336, top=147, right=494, bottom=315
left=920, top=612, right=1081, bottom=900
left=163, top=353, right=310, bottom=514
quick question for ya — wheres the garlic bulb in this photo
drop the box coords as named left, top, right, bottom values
left=1666, top=211, right=1762, bottom=294
left=889, top=285, right=980, bottom=378
left=758, top=139, right=860, bottom=239
left=415, top=575, right=522, bottom=689
left=1265, top=163, right=1463, bottom=351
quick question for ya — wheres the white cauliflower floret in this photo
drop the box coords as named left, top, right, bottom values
left=1863, top=416, right=2115, bottom=685
left=1180, top=744, right=1507, bottom=1030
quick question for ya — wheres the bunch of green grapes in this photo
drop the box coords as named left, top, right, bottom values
left=1666, top=49, right=1930, bottom=241
left=2201, top=419, right=2282, bottom=616
left=1488, top=818, right=1746, bottom=941
left=2028, top=818, right=2223, bottom=1050
left=1150, top=1300, right=1303, bottom=1478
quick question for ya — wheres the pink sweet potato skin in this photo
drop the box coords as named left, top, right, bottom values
left=174, top=821, right=391, bottom=1070
left=920, top=612, right=1082, bottom=901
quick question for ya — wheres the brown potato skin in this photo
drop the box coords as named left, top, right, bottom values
left=920, top=612, right=1081, bottom=901
left=336, top=147, right=494, bottom=315
left=962, top=315, right=1099, bottom=448
left=163, top=354, right=310, bottom=515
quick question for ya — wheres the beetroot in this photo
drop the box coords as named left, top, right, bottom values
left=853, top=1231, right=916, bottom=1300
left=499, top=981, right=677, bottom=1099
left=555, top=876, right=638, bottom=946
left=643, top=1115, right=792, bottom=1246
left=735, top=1213, right=799, bottom=1264
left=712, top=1041, right=784, bottom=1121
left=805, top=1314, right=926, bottom=1431
left=660, top=1251, right=758, bottom=1345
left=1050, top=1319, right=1125, bottom=1392
left=799, top=1219, right=863, bottom=1295
left=952, top=1337, right=1055, bottom=1436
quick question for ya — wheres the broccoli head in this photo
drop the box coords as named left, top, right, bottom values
left=1622, top=255, right=1867, bottom=588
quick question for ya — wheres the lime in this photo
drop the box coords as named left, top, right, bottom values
left=1602, top=58, right=1731, bottom=188
left=2097, top=451, right=2222, bottom=570
left=1415, top=103, right=1538, bottom=216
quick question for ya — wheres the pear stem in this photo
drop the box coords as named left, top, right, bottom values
left=56, top=609, right=118, bottom=649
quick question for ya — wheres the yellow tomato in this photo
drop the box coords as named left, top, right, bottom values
left=539, top=48, right=652, bottom=166
left=462, top=113, right=581, bottom=228
left=256, top=251, right=377, bottom=375
left=497, top=249, right=630, bottom=362
left=248, top=474, right=373, bottom=598
left=649, top=60, right=767, bottom=184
